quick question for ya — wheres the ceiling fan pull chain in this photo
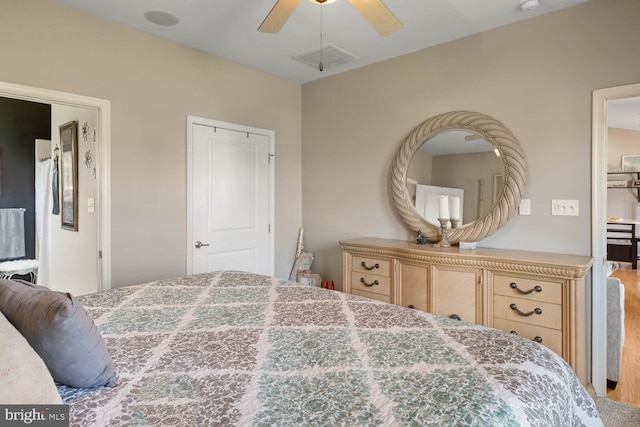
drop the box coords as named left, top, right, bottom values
left=319, top=3, right=324, bottom=72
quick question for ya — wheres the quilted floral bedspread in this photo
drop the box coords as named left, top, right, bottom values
left=58, top=271, right=602, bottom=426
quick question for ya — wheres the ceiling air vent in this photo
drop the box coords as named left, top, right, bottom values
left=292, top=44, right=359, bottom=70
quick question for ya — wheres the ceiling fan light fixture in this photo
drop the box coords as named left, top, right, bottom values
left=309, top=0, right=337, bottom=4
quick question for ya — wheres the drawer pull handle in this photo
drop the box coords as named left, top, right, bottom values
left=510, top=282, right=542, bottom=295
left=509, top=303, right=542, bottom=317
left=361, top=261, right=380, bottom=271
left=360, top=278, right=379, bottom=287
left=510, top=331, right=542, bottom=343
left=407, top=305, right=415, bottom=309
left=449, top=314, right=461, bottom=321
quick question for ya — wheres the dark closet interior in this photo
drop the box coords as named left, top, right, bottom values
left=0, top=97, right=51, bottom=261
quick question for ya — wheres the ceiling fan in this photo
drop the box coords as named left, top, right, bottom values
left=258, top=0, right=402, bottom=37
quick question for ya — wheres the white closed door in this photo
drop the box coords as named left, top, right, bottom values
left=190, top=122, right=272, bottom=275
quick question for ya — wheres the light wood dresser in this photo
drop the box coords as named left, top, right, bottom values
left=340, top=237, right=593, bottom=384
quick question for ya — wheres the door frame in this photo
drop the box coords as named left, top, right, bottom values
left=591, top=81, right=640, bottom=396
left=186, top=115, right=275, bottom=276
left=0, top=80, right=111, bottom=291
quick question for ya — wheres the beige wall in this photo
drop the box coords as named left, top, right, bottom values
left=302, top=0, right=640, bottom=289
left=607, top=127, right=640, bottom=220
left=49, top=105, right=99, bottom=296
left=4, top=0, right=639, bottom=291
left=0, top=0, right=302, bottom=287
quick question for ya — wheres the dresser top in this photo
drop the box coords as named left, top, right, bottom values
left=340, top=238, right=594, bottom=279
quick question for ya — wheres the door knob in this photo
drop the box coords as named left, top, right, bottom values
left=194, top=240, right=210, bottom=249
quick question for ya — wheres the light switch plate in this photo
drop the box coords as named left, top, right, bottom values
left=551, top=199, right=579, bottom=216
left=519, top=199, right=531, bottom=215
left=87, top=197, right=95, bottom=213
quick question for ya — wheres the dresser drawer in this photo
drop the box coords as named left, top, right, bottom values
left=351, top=272, right=391, bottom=296
left=493, top=295, right=562, bottom=330
left=493, top=318, right=563, bottom=356
left=493, top=274, right=562, bottom=304
left=352, top=256, right=391, bottom=277
left=341, top=238, right=592, bottom=386
left=351, top=289, right=391, bottom=304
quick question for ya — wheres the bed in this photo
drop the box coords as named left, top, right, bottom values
left=3, top=271, right=603, bottom=426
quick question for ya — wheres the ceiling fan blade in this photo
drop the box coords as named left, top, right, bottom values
left=258, top=0, right=302, bottom=33
left=348, top=0, right=402, bottom=37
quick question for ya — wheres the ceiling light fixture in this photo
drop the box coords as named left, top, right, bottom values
left=520, top=0, right=540, bottom=12
left=143, top=10, right=179, bottom=26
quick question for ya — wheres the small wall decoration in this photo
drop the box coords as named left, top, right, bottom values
left=84, top=149, right=92, bottom=168
left=84, top=149, right=96, bottom=180
left=622, top=155, right=640, bottom=172
left=60, top=121, right=78, bottom=231
left=82, top=121, right=90, bottom=141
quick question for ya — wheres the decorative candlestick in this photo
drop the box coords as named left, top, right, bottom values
left=450, top=218, right=460, bottom=229
left=451, top=196, right=460, bottom=223
left=433, top=218, right=451, bottom=248
left=439, top=195, right=449, bottom=219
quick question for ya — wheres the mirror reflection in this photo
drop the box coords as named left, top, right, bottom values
left=406, top=130, right=504, bottom=226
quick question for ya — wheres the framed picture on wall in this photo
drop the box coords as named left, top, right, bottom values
left=622, top=155, right=640, bottom=172
left=59, top=120, right=78, bottom=231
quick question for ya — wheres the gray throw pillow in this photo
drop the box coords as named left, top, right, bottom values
left=0, top=279, right=116, bottom=388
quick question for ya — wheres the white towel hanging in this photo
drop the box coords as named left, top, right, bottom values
left=0, top=208, right=26, bottom=260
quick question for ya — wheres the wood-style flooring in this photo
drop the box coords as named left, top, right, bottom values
left=607, top=263, right=640, bottom=407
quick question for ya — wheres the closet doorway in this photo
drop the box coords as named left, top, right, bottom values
left=0, top=80, right=111, bottom=293
left=186, top=116, right=275, bottom=277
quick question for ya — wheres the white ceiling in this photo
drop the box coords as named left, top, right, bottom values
left=50, top=0, right=640, bottom=131
left=422, top=131, right=492, bottom=156
left=609, top=97, right=640, bottom=131
left=52, top=0, right=589, bottom=84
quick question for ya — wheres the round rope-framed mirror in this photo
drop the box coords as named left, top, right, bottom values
left=390, top=111, right=526, bottom=244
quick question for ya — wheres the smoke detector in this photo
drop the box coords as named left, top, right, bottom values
left=520, top=0, right=540, bottom=11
